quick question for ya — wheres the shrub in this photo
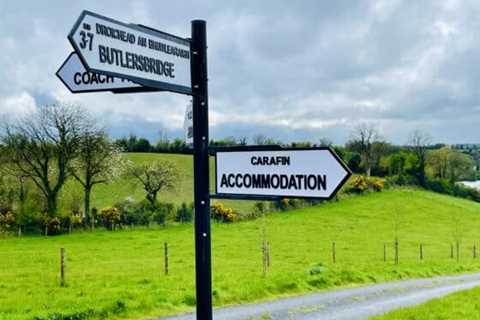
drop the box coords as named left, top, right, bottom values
left=211, top=202, right=236, bottom=223
left=0, top=211, right=16, bottom=231
left=343, top=176, right=387, bottom=194
left=271, top=198, right=291, bottom=211
left=253, top=202, right=267, bottom=215
left=153, top=202, right=175, bottom=225
left=70, top=215, right=83, bottom=229
left=289, top=198, right=306, bottom=208
left=175, top=202, right=193, bottom=223
left=345, top=176, right=368, bottom=194
left=367, top=177, right=386, bottom=192
left=386, top=174, right=418, bottom=187
left=46, top=217, right=62, bottom=235
left=100, top=207, right=121, bottom=230
left=116, top=199, right=148, bottom=226
left=425, top=178, right=453, bottom=195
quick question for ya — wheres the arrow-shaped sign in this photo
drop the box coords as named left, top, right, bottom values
left=68, top=10, right=191, bottom=95
left=56, top=52, right=161, bottom=93
left=214, top=147, right=352, bottom=199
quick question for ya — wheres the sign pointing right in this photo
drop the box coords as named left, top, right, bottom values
left=214, top=147, right=351, bottom=199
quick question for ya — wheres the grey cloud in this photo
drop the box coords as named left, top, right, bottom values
left=0, top=0, right=479, bottom=144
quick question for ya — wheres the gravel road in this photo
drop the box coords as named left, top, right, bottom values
left=158, top=272, right=480, bottom=320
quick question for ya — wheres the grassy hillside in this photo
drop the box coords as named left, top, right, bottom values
left=373, top=286, right=480, bottom=319
left=59, top=152, right=254, bottom=214
left=2, top=189, right=480, bottom=319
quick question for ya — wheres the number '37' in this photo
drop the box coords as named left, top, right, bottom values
left=79, top=31, right=94, bottom=51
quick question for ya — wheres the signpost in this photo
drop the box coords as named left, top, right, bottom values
left=190, top=20, right=212, bottom=320
left=61, top=10, right=351, bottom=320
left=68, top=10, right=192, bottom=94
left=214, top=147, right=351, bottom=200
left=56, top=52, right=160, bottom=93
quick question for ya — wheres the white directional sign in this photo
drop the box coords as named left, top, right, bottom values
left=215, top=147, right=351, bottom=199
left=56, top=52, right=148, bottom=93
left=68, top=11, right=191, bottom=94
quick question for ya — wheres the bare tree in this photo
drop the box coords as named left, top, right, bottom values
left=253, top=134, right=267, bottom=145
left=319, top=137, right=333, bottom=147
left=409, top=130, right=431, bottom=186
left=129, top=160, right=179, bottom=205
left=237, top=136, right=248, bottom=145
left=70, top=130, right=123, bottom=225
left=347, top=123, right=381, bottom=176
left=1, top=103, right=88, bottom=216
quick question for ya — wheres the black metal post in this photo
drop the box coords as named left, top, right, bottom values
left=191, top=20, right=212, bottom=320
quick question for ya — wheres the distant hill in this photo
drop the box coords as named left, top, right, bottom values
left=60, top=152, right=254, bottom=213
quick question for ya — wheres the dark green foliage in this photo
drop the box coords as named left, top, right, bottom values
left=115, top=134, right=152, bottom=152
left=153, top=202, right=175, bottom=225
left=116, top=199, right=150, bottom=226
left=253, top=202, right=267, bottom=215
left=271, top=198, right=306, bottom=211
left=114, top=200, right=175, bottom=226
left=175, top=202, right=193, bottom=223
left=386, top=174, right=418, bottom=186
left=425, top=178, right=453, bottom=195
left=346, top=152, right=362, bottom=173
left=46, top=217, right=62, bottom=236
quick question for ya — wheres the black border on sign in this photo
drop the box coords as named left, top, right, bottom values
left=211, top=145, right=352, bottom=201
left=68, top=10, right=192, bottom=96
left=56, top=52, right=161, bottom=94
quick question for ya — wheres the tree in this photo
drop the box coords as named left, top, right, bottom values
left=427, top=147, right=474, bottom=182
left=319, top=137, right=333, bottom=147
left=346, top=124, right=381, bottom=177
left=1, top=103, right=88, bottom=217
left=409, top=130, right=431, bottom=186
left=129, top=160, right=179, bottom=205
left=70, top=130, right=123, bottom=224
left=253, top=134, right=267, bottom=145
left=427, top=147, right=450, bottom=179
left=447, top=151, right=475, bottom=182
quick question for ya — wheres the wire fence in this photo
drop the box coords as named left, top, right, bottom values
left=1, top=240, right=479, bottom=285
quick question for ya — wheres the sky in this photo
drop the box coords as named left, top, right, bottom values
left=0, top=0, right=479, bottom=145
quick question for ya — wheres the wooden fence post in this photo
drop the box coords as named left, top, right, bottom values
left=383, top=243, right=387, bottom=262
left=394, top=238, right=399, bottom=265
left=332, top=241, right=336, bottom=264
left=420, top=244, right=423, bottom=261
left=451, top=244, right=454, bottom=259
left=266, top=240, right=270, bottom=268
left=60, top=248, right=66, bottom=287
left=456, top=241, right=460, bottom=262
left=164, top=242, right=169, bottom=275
left=262, top=240, right=267, bottom=277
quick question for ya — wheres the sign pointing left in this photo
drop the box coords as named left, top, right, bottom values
left=68, top=10, right=192, bottom=95
left=56, top=52, right=160, bottom=93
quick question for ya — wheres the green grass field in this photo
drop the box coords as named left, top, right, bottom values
left=373, top=286, right=480, bottom=319
left=60, top=152, right=254, bottom=214
left=2, top=188, right=480, bottom=319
